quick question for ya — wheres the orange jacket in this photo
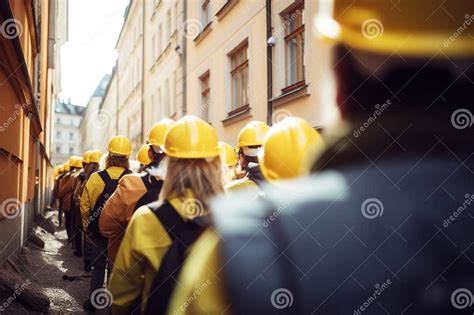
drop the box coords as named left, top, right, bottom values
left=57, top=171, right=76, bottom=211
left=70, top=170, right=85, bottom=226
left=99, top=173, right=161, bottom=265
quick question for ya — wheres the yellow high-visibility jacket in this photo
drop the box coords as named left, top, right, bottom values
left=109, top=191, right=199, bottom=315
left=166, top=229, right=230, bottom=315
left=225, top=177, right=259, bottom=192
left=80, top=166, right=127, bottom=230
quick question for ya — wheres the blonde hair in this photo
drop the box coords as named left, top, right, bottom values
left=160, top=157, right=224, bottom=212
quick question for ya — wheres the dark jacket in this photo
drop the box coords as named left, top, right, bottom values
left=213, top=112, right=474, bottom=314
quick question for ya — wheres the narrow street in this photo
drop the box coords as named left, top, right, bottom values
left=3, top=210, right=107, bottom=314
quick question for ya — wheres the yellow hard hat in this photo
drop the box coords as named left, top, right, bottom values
left=218, top=141, right=238, bottom=167
left=136, top=144, right=151, bottom=165
left=82, top=150, right=93, bottom=163
left=315, top=0, right=473, bottom=57
left=73, top=158, right=83, bottom=169
left=237, top=121, right=270, bottom=148
left=68, top=156, right=79, bottom=167
left=89, top=150, right=102, bottom=163
left=259, top=117, right=325, bottom=181
left=53, top=166, right=60, bottom=177
left=148, top=118, right=174, bottom=147
left=162, top=115, right=219, bottom=159
left=107, top=135, right=132, bottom=156
left=58, top=165, right=64, bottom=173
left=63, top=163, right=71, bottom=172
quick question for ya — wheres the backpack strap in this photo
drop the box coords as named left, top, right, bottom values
left=98, top=169, right=112, bottom=185
left=147, top=201, right=185, bottom=240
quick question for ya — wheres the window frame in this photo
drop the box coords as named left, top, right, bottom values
left=199, top=70, right=211, bottom=121
left=281, top=0, right=305, bottom=92
left=228, top=41, right=249, bottom=113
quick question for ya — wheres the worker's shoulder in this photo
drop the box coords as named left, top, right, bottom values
left=225, top=177, right=258, bottom=192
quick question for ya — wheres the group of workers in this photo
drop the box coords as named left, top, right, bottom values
left=52, top=113, right=323, bottom=314
left=50, top=1, right=473, bottom=314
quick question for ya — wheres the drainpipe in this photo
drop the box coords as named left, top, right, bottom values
left=266, top=0, right=273, bottom=125
left=141, top=0, right=146, bottom=142
left=181, top=0, right=187, bottom=116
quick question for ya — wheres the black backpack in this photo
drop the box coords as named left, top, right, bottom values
left=134, top=173, right=164, bottom=211
left=142, top=201, right=210, bottom=315
left=88, top=169, right=131, bottom=238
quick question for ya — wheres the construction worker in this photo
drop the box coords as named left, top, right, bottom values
left=167, top=117, right=324, bottom=314
left=226, top=120, right=269, bottom=191
left=136, top=144, right=151, bottom=172
left=109, top=115, right=224, bottom=315
left=99, top=118, right=173, bottom=266
left=81, top=136, right=132, bottom=312
left=56, top=162, right=70, bottom=227
left=68, top=156, right=84, bottom=256
left=168, top=1, right=474, bottom=313
left=57, top=156, right=81, bottom=242
left=218, top=141, right=238, bottom=183
left=77, top=150, right=102, bottom=271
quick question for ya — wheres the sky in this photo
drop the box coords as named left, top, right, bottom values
left=60, top=0, right=129, bottom=106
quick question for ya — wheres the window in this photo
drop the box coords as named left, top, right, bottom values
left=56, top=146, right=61, bottom=153
left=156, top=87, right=162, bottom=119
left=229, top=42, right=249, bottom=112
left=200, top=71, right=210, bottom=122
left=69, top=132, right=74, bottom=140
left=164, top=79, right=170, bottom=116
left=56, top=131, right=61, bottom=139
left=202, top=0, right=212, bottom=26
left=69, top=147, right=74, bottom=154
left=282, top=1, right=305, bottom=89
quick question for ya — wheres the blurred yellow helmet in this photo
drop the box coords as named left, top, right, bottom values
left=162, top=115, right=219, bottom=159
left=148, top=118, right=174, bottom=147
left=73, top=158, right=83, bottom=169
left=259, top=117, right=325, bottom=181
left=315, top=0, right=473, bottom=57
left=58, top=165, right=64, bottom=173
left=218, top=141, right=238, bottom=167
left=68, top=156, right=79, bottom=167
left=63, top=163, right=70, bottom=172
left=53, top=166, right=60, bottom=177
left=237, top=121, right=270, bottom=148
left=89, top=150, right=102, bottom=163
left=136, top=144, right=151, bottom=165
left=82, top=150, right=93, bottom=164
left=107, top=135, right=132, bottom=156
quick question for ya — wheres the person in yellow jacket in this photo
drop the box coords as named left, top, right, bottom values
left=75, top=149, right=102, bottom=271
left=109, top=115, right=224, bottom=315
left=99, top=118, right=173, bottom=267
left=226, top=120, right=269, bottom=192
left=167, top=117, right=324, bottom=315
left=81, top=137, right=132, bottom=312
